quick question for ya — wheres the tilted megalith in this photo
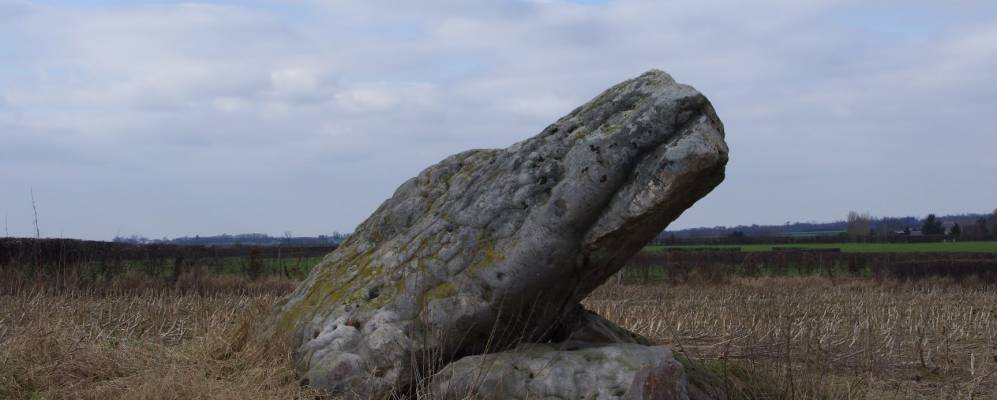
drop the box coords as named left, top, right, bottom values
left=271, top=70, right=729, bottom=397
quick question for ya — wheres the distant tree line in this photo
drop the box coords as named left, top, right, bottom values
left=108, top=210, right=997, bottom=248
left=665, top=220, right=849, bottom=239
left=662, top=210, right=997, bottom=242
left=843, top=210, right=997, bottom=242
left=112, top=232, right=350, bottom=247
left=1, top=238, right=336, bottom=288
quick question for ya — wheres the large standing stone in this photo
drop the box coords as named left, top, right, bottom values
left=271, top=70, right=729, bottom=398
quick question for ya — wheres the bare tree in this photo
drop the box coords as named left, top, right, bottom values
left=280, top=231, right=293, bottom=278
left=30, top=188, right=40, bottom=239
left=973, top=217, right=989, bottom=240
left=847, top=211, right=872, bottom=241
left=989, top=209, right=997, bottom=240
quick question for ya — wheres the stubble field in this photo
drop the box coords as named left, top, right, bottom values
left=2, top=274, right=994, bottom=399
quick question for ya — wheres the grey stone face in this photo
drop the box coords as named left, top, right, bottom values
left=430, top=342, right=688, bottom=400
left=270, top=70, right=728, bottom=398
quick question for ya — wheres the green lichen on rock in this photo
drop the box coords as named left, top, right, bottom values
left=275, top=250, right=388, bottom=332
left=466, top=239, right=505, bottom=275
left=422, top=281, right=458, bottom=304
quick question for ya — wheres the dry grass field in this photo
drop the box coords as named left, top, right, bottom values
left=586, top=277, right=997, bottom=399
left=0, top=286, right=317, bottom=400
left=2, top=275, right=995, bottom=399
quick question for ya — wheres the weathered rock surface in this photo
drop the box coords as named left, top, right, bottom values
left=271, top=69, right=728, bottom=398
left=431, top=342, right=688, bottom=400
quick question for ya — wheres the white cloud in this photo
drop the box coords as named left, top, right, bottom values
left=334, top=82, right=439, bottom=113
left=269, top=67, right=323, bottom=98
left=335, top=85, right=400, bottom=112
left=212, top=96, right=245, bottom=112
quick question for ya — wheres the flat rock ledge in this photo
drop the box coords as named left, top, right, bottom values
left=431, top=342, right=689, bottom=400
left=269, top=69, right=728, bottom=399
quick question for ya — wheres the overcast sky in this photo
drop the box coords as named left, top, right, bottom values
left=1, top=0, right=995, bottom=240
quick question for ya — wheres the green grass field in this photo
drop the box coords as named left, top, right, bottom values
left=648, top=241, right=997, bottom=253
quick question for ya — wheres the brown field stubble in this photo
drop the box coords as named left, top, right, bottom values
left=0, top=289, right=319, bottom=399
left=1, top=275, right=995, bottom=399
left=585, top=276, right=997, bottom=399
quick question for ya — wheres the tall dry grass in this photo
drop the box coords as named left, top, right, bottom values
left=0, top=290, right=319, bottom=400
left=585, top=276, right=997, bottom=399
left=2, top=274, right=994, bottom=399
